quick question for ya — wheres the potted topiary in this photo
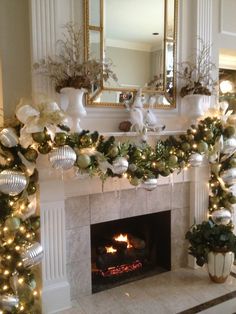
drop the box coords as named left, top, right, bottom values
left=177, top=40, right=217, bottom=120
left=185, top=220, right=236, bottom=283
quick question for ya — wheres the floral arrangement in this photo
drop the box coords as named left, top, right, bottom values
left=33, top=23, right=117, bottom=93
left=1, top=96, right=236, bottom=311
left=177, top=39, right=217, bottom=97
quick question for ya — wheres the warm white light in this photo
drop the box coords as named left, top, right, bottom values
left=220, top=80, right=233, bottom=93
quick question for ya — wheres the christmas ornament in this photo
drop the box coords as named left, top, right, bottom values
left=197, top=141, right=208, bottom=153
left=77, top=154, right=91, bottom=169
left=224, top=125, right=235, bottom=138
left=38, top=142, right=52, bottom=154
left=0, top=170, right=27, bottom=196
left=211, top=209, right=231, bottom=225
left=189, top=153, right=203, bottom=167
left=168, top=155, right=178, bottom=167
left=32, top=131, right=47, bottom=143
left=222, top=138, right=236, bottom=154
left=221, top=168, right=236, bottom=185
left=5, top=217, right=21, bottom=231
left=0, top=127, right=19, bottom=147
left=129, top=177, right=141, bottom=186
left=54, top=132, right=67, bottom=146
left=24, top=148, right=38, bottom=162
left=141, top=178, right=158, bottom=191
left=49, top=145, right=76, bottom=170
left=21, top=242, right=43, bottom=268
left=107, top=145, right=119, bottom=158
left=0, top=294, right=19, bottom=311
left=27, top=182, right=37, bottom=195
left=112, top=157, right=129, bottom=175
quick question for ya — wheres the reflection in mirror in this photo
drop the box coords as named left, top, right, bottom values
left=219, top=68, right=236, bottom=112
left=84, top=0, right=178, bottom=108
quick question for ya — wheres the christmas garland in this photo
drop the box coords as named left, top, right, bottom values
left=0, top=100, right=236, bottom=312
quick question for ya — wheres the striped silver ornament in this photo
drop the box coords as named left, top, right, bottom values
left=189, top=153, right=203, bottom=167
left=49, top=145, right=76, bottom=170
left=211, top=208, right=231, bottom=225
left=221, top=168, right=236, bottom=185
left=0, top=170, right=27, bottom=196
left=0, top=294, right=19, bottom=311
left=21, top=242, right=43, bottom=268
left=0, top=127, right=19, bottom=147
left=142, top=178, right=158, bottom=191
left=112, top=157, right=128, bottom=175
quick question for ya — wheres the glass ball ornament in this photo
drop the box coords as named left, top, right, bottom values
left=5, top=217, right=21, bottom=231
left=189, top=153, right=203, bottom=167
left=21, top=242, right=43, bottom=268
left=221, top=168, right=236, bottom=185
left=211, top=208, right=231, bottom=225
left=0, top=170, right=27, bottom=196
left=112, top=157, right=129, bottom=175
left=0, top=127, right=19, bottom=147
left=141, top=178, right=158, bottom=191
left=49, top=145, right=76, bottom=170
left=0, top=294, right=19, bottom=311
left=77, top=154, right=91, bottom=169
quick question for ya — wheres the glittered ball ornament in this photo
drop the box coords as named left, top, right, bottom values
left=49, top=145, right=76, bottom=170
left=0, top=294, right=19, bottom=311
left=141, top=178, right=158, bottom=191
left=189, top=153, right=203, bottom=167
left=0, top=127, right=19, bottom=147
left=21, top=242, right=43, bottom=268
left=221, top=168, right=236, bottom=185
left=211, top=209, right=231, bottom=225
left=112, top=157, right=129, bottom=175
left=129, top=177, right=141, bottom=186
left=0, top=170, right=27, bottom=196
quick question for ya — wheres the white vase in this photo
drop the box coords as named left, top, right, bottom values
left=207, top=251, right=234, bottom=283
left=181, top=94, right=211, bottom=120
left=59, top=87, right=87, bottom=133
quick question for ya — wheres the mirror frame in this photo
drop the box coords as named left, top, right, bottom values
left=84, top=0, right=178, bottom=109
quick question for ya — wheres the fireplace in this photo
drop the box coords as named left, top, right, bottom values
left=91, top=211, right=171, bottom=293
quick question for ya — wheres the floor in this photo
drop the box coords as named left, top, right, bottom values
left=57, top=266, right=236, bottom=314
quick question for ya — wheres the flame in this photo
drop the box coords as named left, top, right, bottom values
left=113, top=234, right=132, bottom=248
left=105, top=246, right=117, bottom=254
left=100, top=260, right=142, bottom=277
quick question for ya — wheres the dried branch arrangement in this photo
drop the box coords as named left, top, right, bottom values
left=33, top=23, right=117, bottom=93
left=177, top=39, right=217, bottom=97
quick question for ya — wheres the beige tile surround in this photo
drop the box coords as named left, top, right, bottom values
left=65, top=183, right=190, bottom=300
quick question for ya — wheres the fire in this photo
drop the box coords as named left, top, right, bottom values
left=105, top=246, right=117, bottom=254
left=100, top=260, right=142, bottom=277
left=113, top=234, right=132, bottom=248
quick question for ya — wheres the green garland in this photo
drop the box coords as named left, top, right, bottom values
left=0, top=112, right=236, bottom=312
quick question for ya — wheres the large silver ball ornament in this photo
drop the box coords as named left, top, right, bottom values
left=0, top=294, right=19, bottom=311
left=222, top=138, right=236, bottom=154
left=49, top=145, right=76, bottom=170
left=211, top=208, right=232, bottom=225
left=142, top=178, right=158, bottom=191
left=21, top=242, right=43, bottom=268
left=221, top=168, right=236, bottom=185
left=112, top=157, right=129, bottom=175
left=0, top=170, right=27, bottom=196
left=189, top=153, right=203, bottom=167
left=0, top=127, right=19, bottom=147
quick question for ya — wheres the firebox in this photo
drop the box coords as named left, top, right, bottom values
left=91, top=211, right=171, bottom=293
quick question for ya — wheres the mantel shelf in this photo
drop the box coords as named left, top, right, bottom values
left=101, top=130, right=185, bottom=137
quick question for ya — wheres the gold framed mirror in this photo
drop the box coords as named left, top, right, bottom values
left=84, top=0, right=178, bottom=108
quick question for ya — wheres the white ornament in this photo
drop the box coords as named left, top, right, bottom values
left=221, top=168, right=236, bottom=185
left=112, top=157, right=129, bottom=175
left=21, top=242, right=43, bottom=268
left=222, top=138, right=236, bottom=154
left=0, top=294, right=19, bottom=311
left=49, top=145, right=76, bottom=170
left=211, top=209, right=231, bottom=225
left=142, top=178, right=158, bottom=191
left=189, top=153, right=203, bottom=167
left=0, top=128, right=19, bottom=147
left=0, top=170, right=27, bottom=196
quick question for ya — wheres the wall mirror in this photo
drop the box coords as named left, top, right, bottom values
left=84, top=0, right=178, bottom=108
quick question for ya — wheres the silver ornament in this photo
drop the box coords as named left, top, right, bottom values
left=0, top=294, right=19, bottom=310
left=189, top=153, right=203, bottom=167
left=0, top=127, right=19, bottom=147
left=112, top=157, right=129, bottom=175
left=229, top=185, right=236, bottom=197
left=212, top=208, right=231, bottom=225
left=142, top=178, right=158, bottom=191
left=221, top=168, right=236, bottom=185
left=49, top=145, right=76, bottom=170
left=21, top=242, right=43, bottom=268
left=0, top=170, right=27, bottom=196
left=222, top=138, right=236, bottom=154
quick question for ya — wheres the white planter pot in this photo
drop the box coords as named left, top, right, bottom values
left=207, top=251, right=234, bottom=283
left=181, top=95, right=211, bottom=120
